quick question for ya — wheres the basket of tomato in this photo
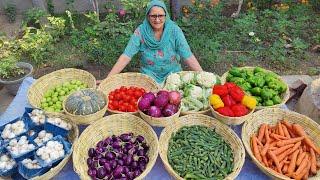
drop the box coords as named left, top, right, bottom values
left=98, top=73, right=159, bottom=114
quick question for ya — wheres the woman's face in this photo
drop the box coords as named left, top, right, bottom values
left=148, top=6, right=166, bottom=31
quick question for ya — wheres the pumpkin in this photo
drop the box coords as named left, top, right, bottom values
left=65, top=89, right=106, bottom=115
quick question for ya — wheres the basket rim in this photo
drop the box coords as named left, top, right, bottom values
left=72, top=113, right=159, bottom=180
left=241, top=108, right=320, bottom=180
left=27, top=68, right=97, bottom=109
left=159, top=114, right=245, bottom=179
left=62, top=88, right=108, bottom=118
left=220, top=66, right=290, bottom=109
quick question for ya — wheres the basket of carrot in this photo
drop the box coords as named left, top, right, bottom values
left=242, top=108, right=320, bottom=180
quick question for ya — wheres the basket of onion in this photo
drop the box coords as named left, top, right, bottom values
left=137, top=90, right=181, bottom=127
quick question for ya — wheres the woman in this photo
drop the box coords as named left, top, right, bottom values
left=106, top=0, right=203, bottom=83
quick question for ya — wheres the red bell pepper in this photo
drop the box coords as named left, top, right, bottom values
left=229, top=86, right=245, bottom=102
left=216, top=106, right=234, bottom=117
left=231, top=104, right=248, bottom=117
left=222, top=95, right=236, bottom=107
left=225, top=82, right=237, bottom=90
left=212, top=85, right=228, bottom=97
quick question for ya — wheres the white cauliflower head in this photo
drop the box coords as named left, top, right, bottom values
left=181, top=72, right=195, bottom=84
left=165, top=73, right=182, bottom=88
left=184, top=84, right=203, bottom=99
left=196, top=72, right=219, bottom=88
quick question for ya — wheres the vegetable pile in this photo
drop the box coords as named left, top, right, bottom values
left=41, top=80, right=88, bottom=112
left=65, top=89, right=106, bottom=116
left=168, top=125, right=234, bottom=179
left=164, top=72, right=220, bottom=112
left=21, top=158, right=41, bottom=169
left=7, top=136, right=36, bottom=157
left=86, top=133, right=150, bottom=179
left=0, top=154, right=16, bottom=171
left=28, top=109, right=45, bottom=125
left=138, top=91, right=181, bottom=118
left=226, top=67, right=287, bottom=106
left=1, top=120, right=26, bottom=140
left=251, top=120, right=320, bottom=179
left=36, top=140, right=65, bottom=164
left=210, top=83, right=256, bottom=117
left=108, top=86, right=146, bottom=112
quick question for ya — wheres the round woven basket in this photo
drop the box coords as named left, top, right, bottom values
left=32, top=112, right=79, bottom=180
left=159, top=114, right=245, bottom=179
left=138, top=108, right=181, bottom=127
left=62, top=88, right=108, bottom=125
left=27, top=68, right=96, bottom=112
left=73, top=113, right=159, bottom=180
left=164, top=71, right=220, bottom=116
left=220, top=66, right=290, bottom=110
left=97, top=73, right=159, bottom=115
left=209, top=104, right=255, bottom=125
left=242, top=108, right=320, bottom=180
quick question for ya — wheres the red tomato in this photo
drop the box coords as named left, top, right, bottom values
left=108, top=95, right=115, bottom=100
left=115, top=89, right=121, bottom=94
left=127, top=89, right=134, bottom=96
left=140, top=88, right=146, bottom=94
left=112, top=101, right=119, bottom=109
left=114, top=94, right=121, bottom=100
left=127, top=105, right=135, bottom=112
left=130, top=98, right=137, bottom=105
left=108, top=104, right=115, bottom=110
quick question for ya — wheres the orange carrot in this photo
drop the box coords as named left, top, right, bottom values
left=282, top=124, right=291, bottom=138
left=282, top=119, right=293, bottom=130
left=268, top=150, right=282, bottom=173
left=303, top=168, right=309, bottom=180
left=273, top=144, right=294, bottom=156
left=292, top=124, right=320, bottom=154
left=262, top=155, right=268, bottom=167
left=310, top=148, right=317, bottom=174
left=279, top=160, right=285, bottom=172
left=270, top=141, right=277, bottom=148
left=277, top=148, right=293, bottom=162
left=283, top=164, right=289, bottom=174
left=270, top=133, right=288, bottom=140
left=276, top=136, right=304, bottom=147
left=265, top=125, right=270, bottom=143
left=289, top=141, right=301, bottom=154
left=261, top=142, right=270, bottom=156
left=293, top=155, right=309, bottom=179
left=297, top=152, right=306, bottom=166
left=252, top=136, right=262, bottom=162
left=287, top=149, right=299, bottom=176
left=278, top=122, right=285, bottom=136
left=317, top=161, right=320, bottom=168
left=256, top=138, right=264, bottom=147
left=258, top=124, right=266, bottom=142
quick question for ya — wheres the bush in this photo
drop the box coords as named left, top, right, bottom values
left=4, top=3, right=16, bottom=23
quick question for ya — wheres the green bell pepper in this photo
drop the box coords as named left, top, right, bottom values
left=250, top=87, right=262, bottom=96
left=261, top=88, right=275, bottom=100
left=229, top=77, right=245, bottom=85
left=229, top=67, right=242, bottom=77
left=272, top=95, right=282, bottom=105
left=263, top=99, right=274, bottom=106
left=239, top=82, right=252, bottom=91
left=254, top=67, right=265, bottom=74
left=253, top=96, right=262, bottom=103
left=226, top=74, right=233, bottom=82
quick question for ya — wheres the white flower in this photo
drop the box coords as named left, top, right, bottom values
left=254, top=37, right=261, bottom=42
left=249, top=32, right=255, bottom=36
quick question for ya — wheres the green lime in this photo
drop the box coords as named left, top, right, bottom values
left=59, top=96, right=66, bottom=102
left=63, top=82, right=70, bottom=87
left=47, top=107, right=55, bottom=112
left=41, top=98, right=47, bottom=104
left=42, top=102, right=49, bottom=108
left=46, top=97, right=52, bottom=102
left=75, top=80, right=82, bottom=86
left=48, top=101, right=53, bottom=106
left=52, top=97, right=58, bottom=103
left=59, top=91, right=66, bottom=96
left=44, top=91, right=51, bottom=98
left=53, top=92, right=59, bottom=97
left=71, top=80, right=77, bottom=85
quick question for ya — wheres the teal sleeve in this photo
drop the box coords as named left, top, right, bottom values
left=175, top=26, right=193, bottom=60
left=123, top=28, right=141, bottom=58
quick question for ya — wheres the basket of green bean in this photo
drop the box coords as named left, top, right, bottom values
left=159, top=114, right=245, bottom=179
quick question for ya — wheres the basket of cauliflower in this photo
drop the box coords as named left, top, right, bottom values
left=163, top=71, right=221, bottom=115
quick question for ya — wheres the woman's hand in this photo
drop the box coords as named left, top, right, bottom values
left=106, top=54, right=131, bottom=78
left=184, top=55, right=203, bottom=71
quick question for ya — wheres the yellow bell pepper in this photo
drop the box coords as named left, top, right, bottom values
left=241, top=95, right=257, bottom=109
left=209, top=94, right=224, bottom=109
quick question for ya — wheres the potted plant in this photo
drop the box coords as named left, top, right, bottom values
left=0, top=55, right=33, bottom=96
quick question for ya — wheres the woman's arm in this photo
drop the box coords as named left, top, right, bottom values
left=184, top=55, right=203, bottom=71
left=107, top=54, right=131, bottom=77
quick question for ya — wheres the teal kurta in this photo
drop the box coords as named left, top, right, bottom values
left=123, top=0, right=193, bottom=83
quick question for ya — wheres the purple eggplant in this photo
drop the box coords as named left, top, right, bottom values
left=103, top=162, right=111, bottom=173
left=120, top=133, right=132, bottom=142
left=87, top=158, right=93, bottom=167
left=136, top=135, right=144, bottom=143
left=97, top=167, right=107, bottom=179
left=99, top=158, right=107, bottom=166
left=87, top=168, right=97, bottom=178
left=109, top=160, right=117, bottom=169
left=88, top=148, right=96, bottom=157
left=112, top=141, right=122, bottom=149
left=133, top=170, right=141, bottom=178
left=105, top=152, right=115, bottom=160
left=137, top=149, right=145, bottom=156
left=125, top=143, right=133, bottom=150
left=97, top=140, right=104, bottom=148
left=131, top=161, right=138, bottom=170
left=139, top=163, right=146, bottom=172
left=125, top=154, right=133, bottom=166
left=117, top=159, right=124, bottom=166
left=128, top=147, right=137, bottom=155
left=113, top=166, right=124, bottom=178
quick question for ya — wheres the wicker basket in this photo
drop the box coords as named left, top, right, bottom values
left=98, top=73, right=159, bottom=115
left=242, top=108, right=320, bottom=180
left=159, top=114, right=245, bottom=179
left=32, top=112, right=79, bottom=180
left=27, top=68, right=96, bottom=112
left=209, top=103, right=255, bottom=125
left=62, top=88, right=108, bottom=125
left=220, top=66, right=290, bottom=110
left=163, top=71, right=220, bottom=115
left=73, top=114, right=159, bottom=180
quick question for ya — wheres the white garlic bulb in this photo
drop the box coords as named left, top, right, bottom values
left=1, top=120, right=26, bottom=139
left=29, top=109, right=46, bottom=125
left=47, top=117, right=71, bottom=130
left=22, top=158, right=41, bottom=169
left=36, top=140, right=65, bottom=163
left=34, top=130, right=53, bottom=146
left=7, top=136, right=35, bottom=156
left=0, top=154, right=16, bottom=171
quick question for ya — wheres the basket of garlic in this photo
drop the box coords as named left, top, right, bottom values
left=0, top=153, right=17, bottom=176
left=44, top=116, right=72, bottom=137
left=23, top=108, right=46, bottom=128
left=35, top=135, right=71, bottom=167
left=18, top=158, right=49, bottom=179
left=0, top=118, right=29, bottom=141
left=5, top=135, right=37, bottom=162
